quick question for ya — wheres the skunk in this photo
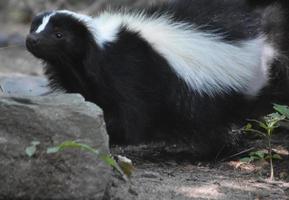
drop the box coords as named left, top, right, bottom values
left=26, top=0, right=289, bottom=158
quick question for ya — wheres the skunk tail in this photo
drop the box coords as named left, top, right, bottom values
left=254, top=0, right=289, bottom=102
left=247, top=0, right=289, bottom=8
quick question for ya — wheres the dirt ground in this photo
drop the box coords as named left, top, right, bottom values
left=1, top=28, right=289, bottom=200
left=109, top=132, right=289, bottom=200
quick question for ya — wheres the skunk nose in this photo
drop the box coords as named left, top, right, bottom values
left=26, top=34, right=40, bottom=47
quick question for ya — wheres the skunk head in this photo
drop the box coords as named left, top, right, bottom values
left=26, top=11, right=93, bottom=63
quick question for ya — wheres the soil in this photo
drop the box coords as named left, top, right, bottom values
left=109, top=132, right=289, bottom=200
left=1, top=29, right=289, bottom=200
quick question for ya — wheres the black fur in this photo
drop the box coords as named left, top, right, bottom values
left=26, top=0, right=289, bottom=158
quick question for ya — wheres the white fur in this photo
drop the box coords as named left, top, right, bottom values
left=36, top=10, right=275, bottom=96
left=35, top=10, right=92, bottom=33
left=86, top=12, right=273, bottom=96
left=35, top=12, right=55, bottom=33
left=58, top=10, right=93, bottom=23
left=246, top=43, right=276, bottom=96
left=58, top=10, right=120, bottom=48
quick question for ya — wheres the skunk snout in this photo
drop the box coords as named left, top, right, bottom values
left=26, top=34, right=40, bottom=48
left=25, top=33, right=45, bottom=58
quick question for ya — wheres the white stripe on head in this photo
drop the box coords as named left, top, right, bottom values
left=54, top=10, right=120, bottom=49
left=57, top=10, right=93, bottom=23
left=35, top=10, right=93, bottom=34
left=35, top=12, right=56, bottom=33
left=89, top=12, right=272, bottom=96
left=55, top=10, right=98, bottom=42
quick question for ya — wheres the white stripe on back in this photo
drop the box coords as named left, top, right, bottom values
left=87, top=12, right=272, bottom=96
left=36, top=10, right=275, bottom=96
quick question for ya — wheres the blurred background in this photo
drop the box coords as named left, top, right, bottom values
left=0, top=0, right=165, bottom=95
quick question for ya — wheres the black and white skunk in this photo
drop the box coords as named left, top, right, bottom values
left=26, top=0, right=289, bottom=157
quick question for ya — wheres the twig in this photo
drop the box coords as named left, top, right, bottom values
left=221, top=147, right=255, bottom=162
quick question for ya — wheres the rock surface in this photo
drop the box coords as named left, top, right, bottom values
left=0, top=33, right=25, bottom=47
left=0, top=47, right=43, bottom=76
left=0, top=75, right=50, bottom=96
left=0, top=94, right=111, bottom=200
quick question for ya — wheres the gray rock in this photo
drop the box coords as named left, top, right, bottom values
left=8, top=33, right=25, bottom=47
left=0, top=94, right=112, bottom=200
left=0, top=33, right=25, bottom=47
left=0, top=75, right=50, bottom=96
left=0, top=33, right=8, bottom=47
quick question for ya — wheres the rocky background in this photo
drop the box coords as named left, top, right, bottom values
left=0, top=0, right=289, bottom=199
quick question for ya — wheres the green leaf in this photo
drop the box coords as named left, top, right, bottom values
left=25, top=146, right=36, bottom=157
left=101, top=155, right=129, bottom=179
left=272, top=154, right=282, bottom=160
left=273, top=104, right=289, bottom=119
left=247, top=119, right=269, bottom=130
left=249, top=150, right=266, bottom=159
left=48, top=141, right=99, bottom=155
left=31, top=141, right=40, bottom=146
left=265, top=113, right=285, bottom=125
left=46, top=147, right=60, bottom=154
left=239, top=157, right=252, bottom=163
left=25, top=141, right=41, bottom=157
left=244, top=123, right=252, bottom=131
left=47, top=141, right=129, bottom=180
left=101, top=155, right=118, bottom=168
left=258, top=122, right=268, bottom=130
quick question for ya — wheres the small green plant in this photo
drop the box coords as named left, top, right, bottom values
left=47, top=140, right=119, bottom=168
left=240, top=150, right=282, bottom=163
left=25, top=141, right=41, bottom=157
left=47, top=141, right=119, bottom=173
left=26, top=140, right=133, bottom=180
left=47, top=141, right=131, bottom=180
left=243, top=112, right=285, bottom=180
left=273, top=104, right=289, bottom=119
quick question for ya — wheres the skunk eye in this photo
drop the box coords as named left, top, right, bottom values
left=55, top=32, right=63, bottom=39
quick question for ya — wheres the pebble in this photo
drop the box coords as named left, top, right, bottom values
left=128, top=187, right=138, bottom=196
